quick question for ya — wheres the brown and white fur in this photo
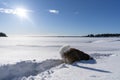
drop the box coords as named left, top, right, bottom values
left=59, top=45, right=93, bottom=64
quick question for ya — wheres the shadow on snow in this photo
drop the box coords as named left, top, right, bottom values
left=73, top=59, right=111, bottom=73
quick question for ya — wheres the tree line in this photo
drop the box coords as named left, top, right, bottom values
left=84, top=33, right=120, bottom=37
left=0, top=32, right=7, bottom=37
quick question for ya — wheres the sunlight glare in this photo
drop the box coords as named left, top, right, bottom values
left=14, top=8, right=27, bottom=18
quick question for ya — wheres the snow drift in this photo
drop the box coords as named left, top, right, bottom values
left=0, top=59, right=62, bottom=80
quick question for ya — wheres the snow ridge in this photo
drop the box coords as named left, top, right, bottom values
left=0, top=59, right=63, bottom=80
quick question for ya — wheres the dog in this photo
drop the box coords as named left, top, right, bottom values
left=59, top=45, right=93, bottom=64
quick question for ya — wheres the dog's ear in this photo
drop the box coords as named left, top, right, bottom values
left=59, top=45, right=71, bottom=55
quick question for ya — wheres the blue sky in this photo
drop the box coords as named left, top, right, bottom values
left=0, top=0, right=120, bottom=35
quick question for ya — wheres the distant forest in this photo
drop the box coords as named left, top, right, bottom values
left=0, top=32, right=7, bottom=37
left=84, top=33, right=120, bottom=37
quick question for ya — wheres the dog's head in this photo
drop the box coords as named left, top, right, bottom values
left=59, top=45, right=71, bottom=55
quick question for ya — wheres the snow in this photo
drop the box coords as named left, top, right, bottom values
left=0, top=36, right=120, bottom=80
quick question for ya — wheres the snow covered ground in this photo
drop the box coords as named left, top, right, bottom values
left=0, top=36, right=120, bottom=80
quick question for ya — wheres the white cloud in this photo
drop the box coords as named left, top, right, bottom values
left=0, top=8, right=16, bottom=14
left=49, top=9, right=59, bottom=14
left=0, top=8, right=32, bottom=15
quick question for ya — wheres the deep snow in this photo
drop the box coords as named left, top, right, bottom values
left=0, top=36, right=120, bottom=80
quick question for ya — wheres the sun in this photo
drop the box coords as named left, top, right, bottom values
left=13, top=7, right=33, bottom=22
left=14, top=8, right=28, bottom=18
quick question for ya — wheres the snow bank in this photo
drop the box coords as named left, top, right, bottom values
left=23, top=52, right=117, bottom=80
left=0, top=53, right=110, bottom=80
left=0, top=59, right=63, bottom=80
